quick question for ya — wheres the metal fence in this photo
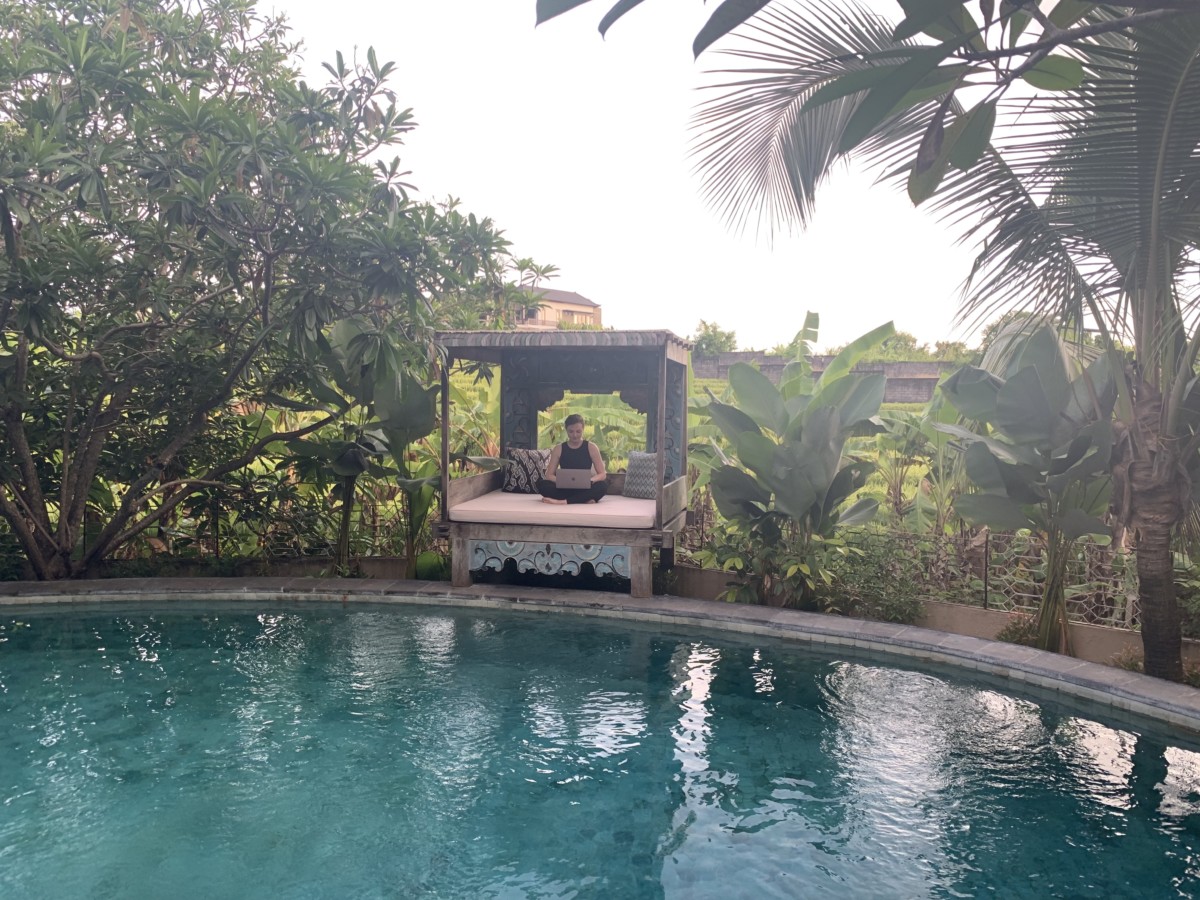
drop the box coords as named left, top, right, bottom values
left=681, top=512, right=1143, bottom=630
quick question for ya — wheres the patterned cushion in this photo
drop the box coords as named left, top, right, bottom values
left=502, top=447, right=551, bottom=493
left=623, top=451, right=658, bottom=499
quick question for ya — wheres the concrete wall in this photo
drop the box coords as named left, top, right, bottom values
left=666, top=564, right=1200, bottom=668
left=692, top=352, right=954, bottom=404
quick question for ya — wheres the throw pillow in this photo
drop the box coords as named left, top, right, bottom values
left=502, top=447, right=551, bottom=493
left=623, top=451, right=658, bottom=499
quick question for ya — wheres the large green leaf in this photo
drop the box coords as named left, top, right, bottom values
left=893, top=0, right=969, bottom=42
left=1058, top=354, right=1117, bottom=441
left=729, top=362, right=788, bottom=434
left=931, top=421, right=1029, bottom=464
left=734, top=431, right=778, bottom=481
left=1021, top=55, right=1085, bottom=91
left=1008, top=326, right=1072, bottom=407
left=953, top=492, right=1031, bottom=531
left=1045, top=422, right=1112, bottom=491
left=1058, top=507, right=1110, bottom=541
left=963, top=440, right=1043, bottom=504
left=994, top=366, right=1055, bottom=445
left=815, top=321, right=895, bottom=391
left=908, top=93, right=955, bottom=205
left=376, top=378, right=438, bottom=454
left=948, top=99, right=996, bottom=171
left=939, top=365, right=1002, bottom=421
left=773, top=466, right=821, bottom=520
left=777, top=360, right=816, bottom=400
left=704, top=396, right=763, bottom=444
left=808, top=373, right=887, bottom=432
left=838, top=44, right=958, bottom=154
left=710, top=464, right=771, bottom=520
left=823, top=459, right=876, bottom=520
left=834, top=496, right=879, bottom=527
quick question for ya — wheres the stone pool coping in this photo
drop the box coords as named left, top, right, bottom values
left=4, top=576, right=1200, bottom=738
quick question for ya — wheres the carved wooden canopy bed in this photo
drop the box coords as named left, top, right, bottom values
left=435, top=330, right=690, bottom=597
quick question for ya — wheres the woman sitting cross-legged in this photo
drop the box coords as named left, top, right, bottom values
left=538, top=413, right=608, bottom=504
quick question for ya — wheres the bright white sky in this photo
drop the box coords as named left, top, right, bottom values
left=272, top=0, right=982, bottom=352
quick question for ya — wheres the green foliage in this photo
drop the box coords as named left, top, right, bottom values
left=1172, top=554, right=1200, bottom=641
left=818, top=530, right=926, bottom=624
left=938, top=326, right=1117, bottom=652
left=693, top=518, right=856, bottom=607
left=693, top=320, right=892, bottom=606
left=414, top=549, right=448, bottom=580
left=675, top=0, right=1200, bottom=679
left=539, top=392, right=647, bottom=464
left=0, top=0, right=515, bottom=579
left=995, top=613, right=1039, bottom=648
left=690, top=319, right=738, bottom=356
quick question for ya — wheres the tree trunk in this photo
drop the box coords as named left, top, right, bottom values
left=1115, top=387, right=1186, bottom=682
left=1135, top=519, right=1183, bottom=681
left=334, top=474, right=358, bottom=574
left=1036, top=529, right=1071, bottom=654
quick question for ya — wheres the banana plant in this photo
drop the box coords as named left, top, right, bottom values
left=282, top=318, right=441, bottom=575
left=937, top=326, right=1118, bottom=653
left=695, top=321, right=892, bottom=606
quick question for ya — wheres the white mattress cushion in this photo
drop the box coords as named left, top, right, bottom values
left=448, top=490, right=655, bottom=529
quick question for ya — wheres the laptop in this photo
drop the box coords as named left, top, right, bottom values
left=555, top=468, right=592, bottom=490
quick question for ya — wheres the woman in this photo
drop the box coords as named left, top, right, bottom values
left=539, top=413, right=608, bottom=504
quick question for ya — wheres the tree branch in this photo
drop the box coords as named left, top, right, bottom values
left=962, top=9, right=1185, bottom=63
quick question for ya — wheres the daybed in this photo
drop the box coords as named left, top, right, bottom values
left=436, top=330, right=690, bottom=597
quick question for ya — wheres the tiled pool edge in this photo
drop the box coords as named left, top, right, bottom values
left=3, top=577, right=1199, bottom=737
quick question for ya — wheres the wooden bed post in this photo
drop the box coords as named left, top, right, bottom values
left=450, top=536, right=471, bottom=588
left=630, top=544, right=652, bottom=598
left=439, top=357, right=451, bottom=524
left=656, top=345, right=667, bottom=529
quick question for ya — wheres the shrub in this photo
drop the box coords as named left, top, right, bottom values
left=995, top=612, right=1039, bottom=646
left=820, top=530, right=926, bottom=625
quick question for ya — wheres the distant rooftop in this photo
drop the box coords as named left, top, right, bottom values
left=516, top=286, right=601, bottom=308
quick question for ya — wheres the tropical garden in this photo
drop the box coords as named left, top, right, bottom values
left=535, top=0, right=1200, bottom=684
left=2, top=0, right=1199, bottom=684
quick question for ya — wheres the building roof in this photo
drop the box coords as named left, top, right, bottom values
left=517, top=286, right=601, bottom=308
left=436, top=329, right=691, bottom=364
left=438, top=329, right=688, bottom=350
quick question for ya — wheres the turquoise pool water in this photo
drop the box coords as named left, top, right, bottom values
left=0, top=603, right=1197, bottom=899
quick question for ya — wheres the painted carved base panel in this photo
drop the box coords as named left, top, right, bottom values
left=470, top=541, right=631, bottom=579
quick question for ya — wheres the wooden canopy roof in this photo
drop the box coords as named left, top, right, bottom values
left=436, top=329, right=691, bottom=366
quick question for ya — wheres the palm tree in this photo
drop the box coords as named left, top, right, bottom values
left=689, top=0, right=1200, bottom=679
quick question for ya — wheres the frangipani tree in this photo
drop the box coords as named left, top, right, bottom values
left=0, top=0, right=512, bottom=578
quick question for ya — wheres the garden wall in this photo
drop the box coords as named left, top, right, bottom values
left=692, top=353, right=953, bottom=403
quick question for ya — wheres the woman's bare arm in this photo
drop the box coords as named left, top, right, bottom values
left=589, top=442, right=606, bottom=480
left=546, top=444, right=562, bottom=479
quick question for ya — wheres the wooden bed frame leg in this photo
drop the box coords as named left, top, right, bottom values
left=450, top=537, right=472, bottom=588
left=630, top=545, right=652, bottom=598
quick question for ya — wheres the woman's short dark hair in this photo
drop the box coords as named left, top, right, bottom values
left=564, top=413, right=585, bottom=428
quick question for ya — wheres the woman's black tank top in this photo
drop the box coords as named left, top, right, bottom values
left=559, top=440, right=592, bottom=470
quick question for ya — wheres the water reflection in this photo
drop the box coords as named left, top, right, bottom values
left=0, top=607, right=1197, bottom=900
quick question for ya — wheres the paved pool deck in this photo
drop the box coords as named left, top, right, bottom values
left=3, top=576, right=1199, bottom=739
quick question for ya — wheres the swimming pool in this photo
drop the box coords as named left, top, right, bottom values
left=1, top=602, right=1197, bottom=898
